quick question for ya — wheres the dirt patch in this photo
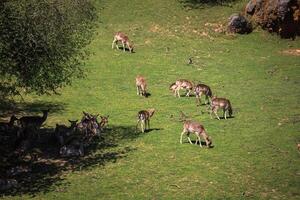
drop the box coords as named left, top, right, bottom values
left=281, top=49, right=300, bottom=56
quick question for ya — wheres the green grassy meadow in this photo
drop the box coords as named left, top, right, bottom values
left=2, top=0, right=300, bottom=199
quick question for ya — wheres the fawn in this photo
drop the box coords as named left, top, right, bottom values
left=112, top=32, right=134, bottom=53
left=194, top=83, right=212, bottom=106
left=136, top=75, right=147, bottom=97
left=210, top=96, right=233, bottom=120
left=136, top=108, right=155, bottom=133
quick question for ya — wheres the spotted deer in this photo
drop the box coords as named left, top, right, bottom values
left=136, top=75, right=147, bottom=97
left=136, top=108, right=155, bottom=133
left=194, top=83, right=212, bottom=106
left=210, top=96, right=233, bottom=120
left=18, top=109, right=50, bottom=138
left=169, top=83, right=178, bottom=96
left=112, top=32, right=134, bottom=53
left=180, top=120, right=212, bottom=148
left=178, top=111, right=212, bottom=148
left=98, top=115, right=109, bottom=131
left=174, top=79, right=193, bottom=98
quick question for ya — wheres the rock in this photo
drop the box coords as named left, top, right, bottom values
left=245, top=0, right=300, bottom=38
left=228, top=14, right=253, bottom=34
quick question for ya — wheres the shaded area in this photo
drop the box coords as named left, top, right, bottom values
left=178, top=0, right=236, bottom=8
left=0, top=100, right=66, bottom=117
left=0, top=124, right=138, bottom=197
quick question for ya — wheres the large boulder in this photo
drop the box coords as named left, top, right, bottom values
left=228, top=14, right=253, bottom=34
left=245, top=0, right=300, bottom=38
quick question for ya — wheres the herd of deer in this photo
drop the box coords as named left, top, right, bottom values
left=0, top=32, right=233, bottom=159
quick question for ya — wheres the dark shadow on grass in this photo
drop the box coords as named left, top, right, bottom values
left=217, top=116, right=235, bottom=120
left=0, top=100, right=66, bottom=117
left=0, top=124, right=139, bottom=197
left=144, top=128, right=163, bottom=133
left=117, top=47, right=135, bottom=53
left=178, top=0, right=236, bottom=8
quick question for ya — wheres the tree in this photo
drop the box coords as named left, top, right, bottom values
left=0, top=0, right=97, bottom=98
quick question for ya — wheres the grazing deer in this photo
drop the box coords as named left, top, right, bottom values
left=194, top=83, right=212, bottom=106
left=0, top=115, right=18, bottom=132
left=112, top=32, right=134, bottom=53
left=18, top=109, right=50, bottom=138
left=180, top=120, right=212, bottom=148
left=55, top=120, right=78, bottom=146
left=174, top=79, right=193, bottom=98
left=169, top=83, right=178, bottom=96
left=136, top=75, right=147, bottom=97
left=136, top=108, right=155, bottom=133
left=210, top=96, right=233, bottom=120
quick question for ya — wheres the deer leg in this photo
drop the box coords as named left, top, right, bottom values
left=137, top=86, right=140, bottom=95
left=141, top=120, right=145, bottom=133
left=205, top=95, right=208, bottom=105
left=224, top=108, right=227, bottom=120
left=197, top=134, right=202, bottom=147
left=112, top=40, right=115, bottom=49
left=135, top=120, right=140, bottom=132
left=148, top=120, right=150, bottom=131
left=180, top=130, right=187, bottom=144
left=187, top=134, right=193, bottom=144
left=214, top=109, right=220, bottom=120
left=122, top=42, right=126, bottom=52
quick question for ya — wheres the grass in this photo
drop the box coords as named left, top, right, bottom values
left=1, top=0, right=300, bottom=199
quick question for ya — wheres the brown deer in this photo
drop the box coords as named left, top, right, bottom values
left=169, top=83, right=178, bottom=96
left=136, top=108, right=155, bottom=133
left=194, top=83, right=212, bottom=106
left=0, top=115, right=18, bottom=132
left=98, top=115, right=109, bottom=132
left=18, top=109, right=50, bottom=138
left=180, top=120, right=212, bottom=148
left=112, top=32, right=134, bottom=53
left=174, top=79, right=193, bottom=98
left=210, top=96, right=233, bottom=120
left=136, top=75, right=147, bottom=97
left=55, top=120, right=78, bottom=146
left=178, top=111, right=212, bottom=148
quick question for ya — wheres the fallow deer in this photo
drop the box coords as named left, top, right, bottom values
left=169, top=83, right=178, bottom=96
left=112, top=32, right=134, bottom=53
left=180, top=120, right=212, bottom=148
left=194, top=83, right=212, bottom=106
left=136, top=75, right=147, bottom=97
left=210, top=96, right=233, bottom=120
left=178, top=111, right=212, bottom=148
left=174, top=79, right=193, bottom=98
left=136, top=108, right=155, bottom=133
left=18, top=109, right=50, bottom=138
left=55, top=120, right=78, bottom=146
left=98, top=115, right=109, bottom=132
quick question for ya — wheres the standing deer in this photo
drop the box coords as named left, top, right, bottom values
left=174, top=79, right=193, bottom=98
left=136, top=75, right=147, bottom=97
left=18, top=109, right=50, bottom=138
left=136, top=108, right=155, bottom=133
left=0, top=115, right=18, bottom=132
left=194, top=83, right=213, bottom=106
left=112, top=32, right=134, bottom=53
left=210, top=96, right=233, bottom=120
left=180, top=120, right=212, bottom=148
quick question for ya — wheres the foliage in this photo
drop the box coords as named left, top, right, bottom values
left=0, top=0, right=97, bottom=97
